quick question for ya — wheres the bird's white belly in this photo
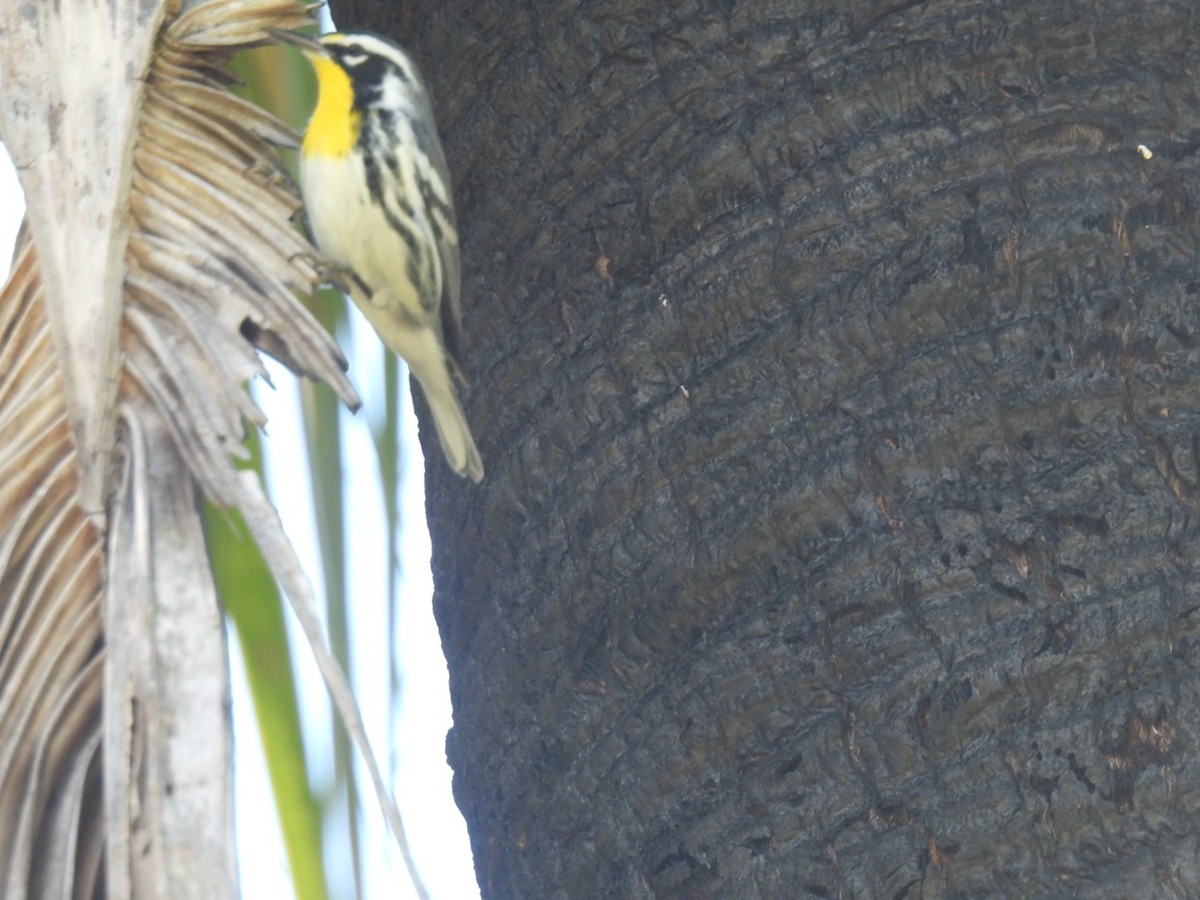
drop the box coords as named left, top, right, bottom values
left=300, top=152, right=423, bottom=315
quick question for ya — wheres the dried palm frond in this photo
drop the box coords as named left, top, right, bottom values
left=0, top=229, right=105, bottom=900
left=0, top=0, right=421, bottom=896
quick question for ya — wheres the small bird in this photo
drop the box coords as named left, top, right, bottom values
left=271, top=28, right=484, bottom=482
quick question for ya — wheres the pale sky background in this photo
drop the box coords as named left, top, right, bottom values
left=0, top=117, right=479, bottom=899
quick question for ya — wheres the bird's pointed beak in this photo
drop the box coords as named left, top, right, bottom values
left=265, top=27, right=328, bottom=57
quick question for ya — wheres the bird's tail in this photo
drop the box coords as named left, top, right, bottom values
left=415, top=368, right=484, bottom=483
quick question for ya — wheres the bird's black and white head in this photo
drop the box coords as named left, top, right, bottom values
left=270, top=28, right=429, bottom=113
left=316, top=32, right=428, bottom=110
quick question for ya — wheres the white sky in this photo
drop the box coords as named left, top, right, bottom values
left=0, top=128, right=478, bottom=899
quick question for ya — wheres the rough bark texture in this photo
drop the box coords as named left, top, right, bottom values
left=341, top=1, right=1200, bottom=896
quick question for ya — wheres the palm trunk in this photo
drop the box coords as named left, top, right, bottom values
left=346, top=1, right=1200, bottom=896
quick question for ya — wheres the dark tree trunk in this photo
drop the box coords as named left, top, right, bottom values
left=340, top=1, right=1200, bottom=896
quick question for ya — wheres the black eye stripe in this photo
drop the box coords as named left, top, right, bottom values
left=330, top=37, right=420, bottom=109
left=325, top=33, right=419, bottom=81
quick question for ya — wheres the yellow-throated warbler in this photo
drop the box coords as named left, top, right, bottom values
left=271, top=29, right=484, bottom=482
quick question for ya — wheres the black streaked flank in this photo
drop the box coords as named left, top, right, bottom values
left=362, top=141, right=421, bottom=258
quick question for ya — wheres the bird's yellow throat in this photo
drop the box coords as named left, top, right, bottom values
left=303, top=55, right=361, bottom=159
